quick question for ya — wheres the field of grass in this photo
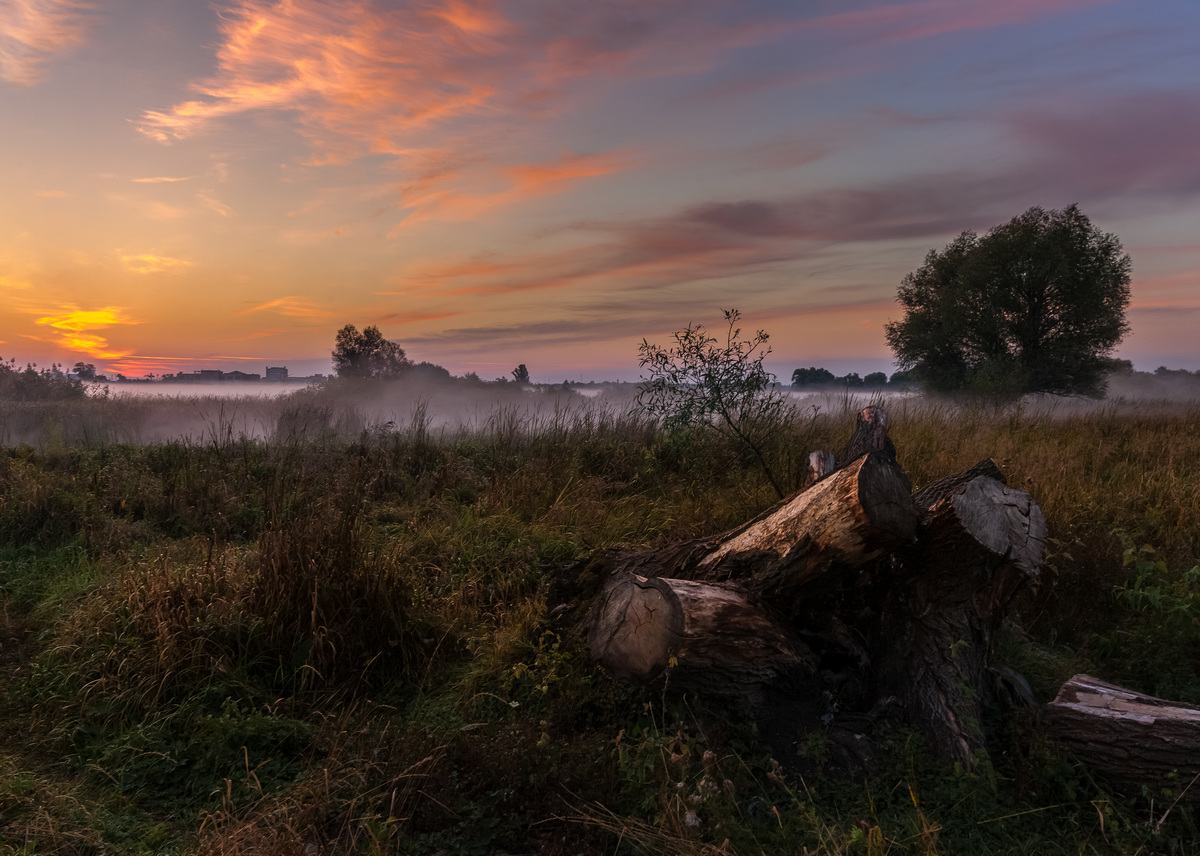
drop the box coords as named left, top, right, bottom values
left=2, top=383, right=1200, bottom=854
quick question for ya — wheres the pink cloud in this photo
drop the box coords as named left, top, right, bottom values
left=803, top=0, right=1118, bottom=45
left=136, top=1, right=801, bottom=157
left=392, top=148, right=638, bottom=226
left=0, top=0, right=93, bottom=85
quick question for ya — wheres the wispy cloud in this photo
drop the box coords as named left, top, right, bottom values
left=0, top=0, right=92, bottom=85
left=33, top=306, right=138, bottom=359
left=134, top=1, right=798, bottom=156
left=136, top=0, right=511, bottom=151
left=197, top=191, right=232, bottom=217
left=394, top=148, right=637, bottom=226
left=0, top=274, right=33, bottom=290
left=120, top=253, right=193, bottom=274
left=132, top=175, right=193, bottom=183
left=803, top=0, right=1117, bottom=45
left=236, top=296, right=335, bottom=318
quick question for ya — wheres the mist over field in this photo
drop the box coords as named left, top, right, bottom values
left=2, top=367, right=1196, bottom=452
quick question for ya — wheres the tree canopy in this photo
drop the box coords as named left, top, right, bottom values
left=331, top=324, right=410, bottom=379
left=884, top=205, right=1131, bottom=397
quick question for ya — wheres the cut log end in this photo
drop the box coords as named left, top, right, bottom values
left=586, top=573, right=815, bottom=698
left=943, top=476, right=1047, bottom=578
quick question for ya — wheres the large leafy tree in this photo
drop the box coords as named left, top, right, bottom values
left=885, top=205, right=1131, bottom=397
left=331, top=324, right=410, bottom=379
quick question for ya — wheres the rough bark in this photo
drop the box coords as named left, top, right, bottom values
left=559, top=407, right=1053, bottom=769
left=1046, top=675, right=1200, bottom=799
left=875, top=472, right=1047, bottom=763
left=832, top=404, right=897, bottom=470
left=586, top=573, right=815, bottom=701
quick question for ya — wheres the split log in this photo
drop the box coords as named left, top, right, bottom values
left=875, top=469, right=1047, bottom=763
left=1047, top=675, right=1200, bottom=798
left=586, top=573, right=815, bottom=702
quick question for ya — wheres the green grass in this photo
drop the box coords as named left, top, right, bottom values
left=1, top=386, right=1199, bottom=853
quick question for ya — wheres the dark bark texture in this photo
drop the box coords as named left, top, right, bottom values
left=563, top=406, right=1049, bottom=765
left=558, top=407, right=1198, bottom=791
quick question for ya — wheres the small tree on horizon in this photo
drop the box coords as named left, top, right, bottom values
left=331, top=324, right=410, bottom=379
left=636, top=309, right=789, bottom=499
left=511, top=364, right=531, bottom=384
left=885, top=204, right=1131, bottom=397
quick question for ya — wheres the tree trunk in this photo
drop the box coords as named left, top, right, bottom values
left=1046, top=675, right=1200, bottom=799
left=873, top=470, right=1047, bottom=763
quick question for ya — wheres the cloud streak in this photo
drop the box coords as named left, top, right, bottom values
left=394, top=148, right=638, bottom=226
left=236, top=296, right=336, bottom=318
left=121, top=253, right=193, bottom=274
left=33, top=306, right=138, bottom=359
left=134, top=1, right=799, bottom=159
left=0, top=0, right=92, bottom=85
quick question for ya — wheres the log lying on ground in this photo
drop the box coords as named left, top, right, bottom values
left=615, top=450, right=921, bottom=611
left=586, top=574, right=815, bottom=701
left=563, top=407, right=1051, bottom=768
left=1047, top=675, right=1200, bottom=798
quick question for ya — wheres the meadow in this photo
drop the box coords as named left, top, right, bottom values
left=1, top=380, right=1199, bottom=855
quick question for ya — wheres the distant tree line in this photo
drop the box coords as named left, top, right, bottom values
left=0, top=358, right=86, bottom=401
left=790, top=367, right=912, bottom=388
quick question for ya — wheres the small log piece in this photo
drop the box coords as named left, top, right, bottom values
left=1047, top=675, right=1200, bottom=798
left=833, top=405, right=897, bottom=470
left=586, top=573, right=815, bottom=701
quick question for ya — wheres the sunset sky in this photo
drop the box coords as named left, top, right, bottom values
left=2, top=0, right=1198, bottom=380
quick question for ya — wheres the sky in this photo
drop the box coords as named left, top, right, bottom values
left=2, top=0, right=1199, bottom=381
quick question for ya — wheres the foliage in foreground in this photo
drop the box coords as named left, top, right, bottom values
left=1, top=389, right=1199, bottom=854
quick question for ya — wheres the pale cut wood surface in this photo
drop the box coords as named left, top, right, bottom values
left=1047, top=674, right=1200, bottom=797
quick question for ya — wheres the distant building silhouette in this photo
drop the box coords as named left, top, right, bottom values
left=265, top=366, right=288, bottom=381
left=224, top=370, right=261, bottom=382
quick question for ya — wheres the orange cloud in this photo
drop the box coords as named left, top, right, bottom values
left=132, top=175, right=192, bottom=183
left=33, top=306, right=139, bottom=359
left=0, top=0, right=92, bottom=85
left=236, top=296, right=335, bottom=318
left=0, top=274, right=33, bottom=290
left=120, top=253, right=193, bottom=274
left=136, top=0, right=508, bottom=153
left=197, top=191, right=232, bottom=217
left=394, top=149, right=636, bottom=226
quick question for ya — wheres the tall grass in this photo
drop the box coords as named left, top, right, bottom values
left=1, top=387, right=1199, bottom=853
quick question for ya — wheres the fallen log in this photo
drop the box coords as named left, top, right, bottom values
left=614, top=450, right=921, bottom=611
left=1047, top=675, right=1200, bottom=799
